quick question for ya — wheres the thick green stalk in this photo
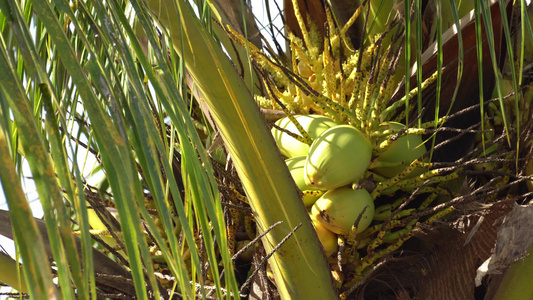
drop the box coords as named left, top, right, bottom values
left=145, top=0, right=336, bottom=298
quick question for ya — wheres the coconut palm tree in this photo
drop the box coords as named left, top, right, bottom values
left=0, top=0, right=531, bottom=299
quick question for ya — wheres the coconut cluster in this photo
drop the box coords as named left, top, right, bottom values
left=273, top=115, right=426, bottom=257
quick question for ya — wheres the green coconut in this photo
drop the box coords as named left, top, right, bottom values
left=310, top=186, right=375, bottom=235
left=272, top=115, right=337, bottom=158
left=371, top=122, right=427, bottom=178
left=286, top=156, right=324, bottom=207
left=305, top=125, right=372, bottom=190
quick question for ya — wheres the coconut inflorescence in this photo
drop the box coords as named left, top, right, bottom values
left=228, top=0, right=521, bottom=293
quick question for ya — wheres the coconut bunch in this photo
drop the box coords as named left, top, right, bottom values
left=227, top=2, right=466, bottom=290
left=272, top=113, right=428, bottom=258
left=226, top=0, right=527, bottom=294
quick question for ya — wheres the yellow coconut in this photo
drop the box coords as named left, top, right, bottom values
left=310, top=216, right=338, bottom=257
left=311, top=186, right=374, bottom=235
